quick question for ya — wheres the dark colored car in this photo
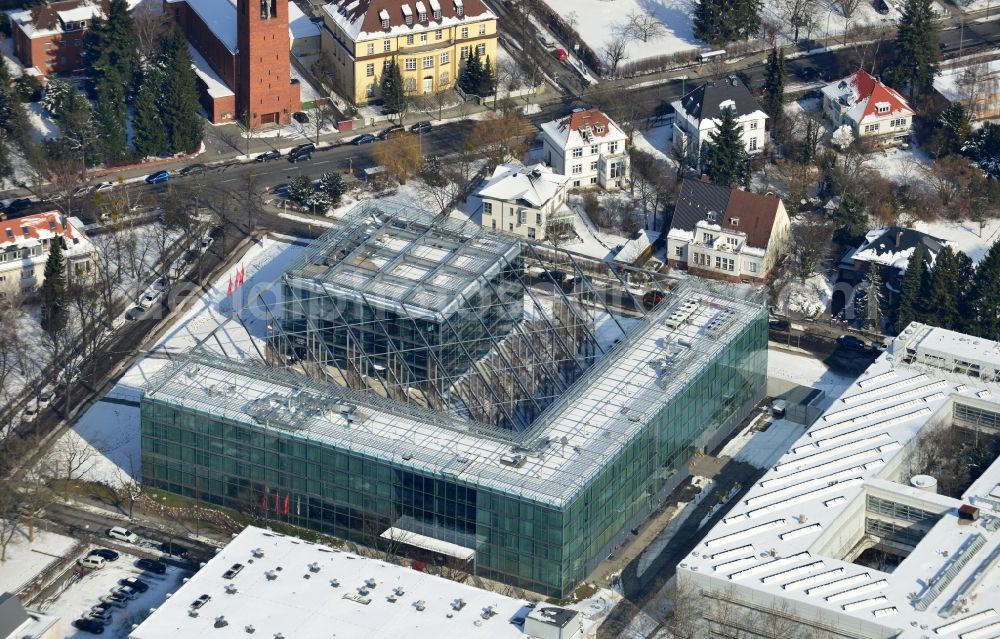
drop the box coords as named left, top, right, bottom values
left=272, top=183, right=291, bottom=198
left=292, top=111, right=310, bottom=124
left=5, top=198, right=32, bottom=214
left=409, top=121, right=433, bottom=134
left=73, top=618, right=105, bottom=634
left=119, top=577, right=150, bottom=593
left=135, top=558, right=167, bottom=574
left=158, top=541, right=189, bottom=558
left=178, top=164, right=206, bottom=177
left=287, top=143, right=316, bottom=163
left=873, top=0, right=890, bottom=14
left=796, top=66, right=820, bottom=81
left=256, top=149, right=281, bottom=162
left=89, top=548, right=120, bottom=562
left=377, top=124, right=406, bottom=140
left=145, top=170, right=170, bottom=185
left=769, top=318, right=790, bottom=331
left=351, top=134, right=376, bottom=145
left=642, top=289, right=666, bottom=310
left=838, top=335, right=867, bottom=349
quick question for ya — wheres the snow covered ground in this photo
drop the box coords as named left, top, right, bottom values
left=632, top=124, right=673, bottom=162
left=767, top=346, right=856, bottom=404
left=35, top=551, right=187, bottom=639
left=0, top=526, right=78, bottom=595
left=762, top=0, right=903, bottom=43
left=60, top=238, right=305, bottom=487
left=291, top=64, right=324, bottom=104
left=774, top=273, right=834, bottom=318
left=911, top=217, right=1000, bottom=264
left=538, top=0, right=698, bottom=64
left=867, top=145, right=933, bottom=184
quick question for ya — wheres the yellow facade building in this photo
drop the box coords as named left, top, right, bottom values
left=321, top=0, right=498, bottom=105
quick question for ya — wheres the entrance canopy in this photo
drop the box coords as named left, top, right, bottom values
left=380, top=527, right=475, bottom=562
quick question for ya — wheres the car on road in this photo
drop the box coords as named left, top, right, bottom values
left=838, top=334, right=867, bottom=350
left=89, top=548, right=120, bottom=562
left=125, top=307, right=143, bottom=321
left=199, top=235, right=214, bottom=252
left=350, top=134, right=376, bottom=145
left=79, top=555, right=106, bottom=570
left=21, top=400, right=39, bottom=424
left=93, top=181, right=115, bottom=193
left=256, top=149, right=281, bottom=162
left=554, top=48, right=568, bottom=61
left=135, top=558, right=167, bottom=574
left=85, top=609, right=113, bottom=625
left=292, top=111, right=310, bottom=124
left=37, top=386, right=55, bottom=408
left=119, top=577, right=150, bottom=593
left=107, top=526, right=139, bottom=544
left=100, top=593, right=129, bottom=608
left=115, top=585, right=139, bottom=599
left=409, top=121, right=432, bottom=134
left=178, top=164, right=206, bottom=177
left=377, top=124, right=405, bottom=140
left=137, top=291, right=158, bottom=311
left=158, top=541, right=189, bottom=557
left=91, top=602, right=113, bottom=616
left=5, top=198, right=33, bottom=214
left=796, top=66, right=820, bottom=82
left=73, top=618, right=106, bottom=634
left=287, top=142, right=316, bottom=163
left=145, top=170, right=170, bottom=185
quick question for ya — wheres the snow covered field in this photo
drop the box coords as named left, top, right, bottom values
left=60, top=238, right=305, bottom=487
left=0, top=526, right=78, bottom=595
left=539, top=0, right=698, bottom=64
left=913, top=217, right=1000, bottom=264
left=768, top=347, right=856, bottom=403
left=35, top=551, right=187, bottom=639
left=867, top=146, right=933, bottom=184
left=632, top=124, right=672, bottom=162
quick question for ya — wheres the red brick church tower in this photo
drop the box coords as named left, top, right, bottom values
left=236, top=0, right=300, bottom=128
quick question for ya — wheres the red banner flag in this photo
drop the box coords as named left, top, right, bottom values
left=274, top=491, right=280, bottom=512
left=284, top=494, right=289, bottom=515
left=238, top=266, right=246, bottom=286
left=227, top=275, right=233, bottom=296
left=261, top=488, right=268, bottom=510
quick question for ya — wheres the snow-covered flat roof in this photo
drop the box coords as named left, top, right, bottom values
left=128, top=526, right=530, bottom=639
left=288, top=1, right=320, bottom=40
left=682, top=323, right=1000, bottom=638
left=145, top=277, right=762, bottom=506
left=168, top=0, right=237, bottom=53
left=187, top=43, right=234, bottom=99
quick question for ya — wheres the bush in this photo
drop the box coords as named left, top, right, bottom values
left=16, top=75, right=43, bottom=103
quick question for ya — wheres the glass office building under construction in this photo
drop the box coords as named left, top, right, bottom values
left=140, top=202, right=768, bottom=597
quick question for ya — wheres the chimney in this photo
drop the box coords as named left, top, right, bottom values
left=896, top=230, right=902, bottom=248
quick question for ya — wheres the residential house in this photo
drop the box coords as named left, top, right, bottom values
left=821, top=69, right=915, bottom=146
left=934, top=58, right=1000, bottom=120
left=6, top=0, right=107, bottom=77
left=478, top=162, right=571, bottom=241
left=165, top=0, right=302, bottom=126
left=838, top=226, right=945, bottom=291
left=670, top=78, right=768, bottom=161
left=321, top=0, right=497, bottom=104
left=0, top=212, right=94, bottom=299
left=540, top=108, right=629, bottom=190
left=613, top=229, right=660, bottom=268
left=666, top=179, right=790, bottom=283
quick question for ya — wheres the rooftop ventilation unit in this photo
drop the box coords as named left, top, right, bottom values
left=308, top=562, right=320, bottom=573
left=452, top=598, right=466, bottom=611
left=251, top=548, right=264, bottom=558
left=264, top=571, right=278, bottom=581
left=394, top=587, right=405, bottom=596
left=214, top=616, right=228, bottom=628
left=415, top=600, right=427, bottom=611
left=482, top=605, right=497, bottom=619
left=365, top=578, right=376, bottom=588
left=245, top=625, right=255, bottom=634
left=330, top=579, right=340, bottom=588
left=224, top=584, right=238, bottom=595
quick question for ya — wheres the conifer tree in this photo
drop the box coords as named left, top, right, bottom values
left=938, top=103, right=972, bottom=156
left=0, top=61, right=29, bottom=145
left=380, top=59, right=407, bottom=115
left=832, top=194, right=868, bottom=245
left=92, top=76, right=128, bottom=162
left=704, top=106, right=750, bottom=188
left=40, top=237, right=66, bottom=335
left=478, top=55, right=496, bottom=97
left=763, top=47, right=785, bottom=126
left=892, top=0, right=939, bottom=98
left=160, top=30, right=204, bottom=154
left=956, top=250, right=975, bottom=323
left=894, top=244, right=925, bottom=332
left=133, top=69, right=166, bottom=158
left=964, top=240, right=1000, bottom=339
left=856, top=266, right=885, bottom=333
left=84, top=0, right=135, bottom=161
left=459, top=51, right=483, bottom=95
left=922, top=246, right=960, bottom=328
left=319, top=172, right=346, bottom=206
left=694, top=0, right=762, bottom=44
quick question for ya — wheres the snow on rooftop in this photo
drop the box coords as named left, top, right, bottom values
left=129, top=526, right=531, bottom=639
left=477, top=163, right=568, bottom=209
left=144, top=279, right=762, bottom=506
left=187, top=43, right=234, bottom=99
left=288, top=1, right=320, bottom=40
left=323, top=0, right=494, bottom=41
left=168, top=0, right=237, bottom=53
left=681, top=323, right=1000, bottom=637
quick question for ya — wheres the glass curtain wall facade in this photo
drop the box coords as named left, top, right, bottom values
left=140, top=308, right=767, bottom=597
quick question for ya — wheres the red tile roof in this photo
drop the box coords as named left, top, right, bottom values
left=844, top=69, right=914, bottom=122
left=0, top=211, right=78, bottom=248
left=28, top=0, right=107, bottom=33
left=560, top=109, right=613, bottom=138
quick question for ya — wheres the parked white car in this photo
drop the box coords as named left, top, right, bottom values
left=107, top=526, right=139, bottom=544
left=21, top=400, right=39, bottom=424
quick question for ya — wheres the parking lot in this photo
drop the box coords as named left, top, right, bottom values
left=36, top=546, right=186, bottom=638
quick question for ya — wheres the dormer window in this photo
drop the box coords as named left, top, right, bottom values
left=379, top=9, right=391, bottom=30
left=434, top=9, right=441, bottom=19
left=729, top=217, right=739, bottom=226
left=402, top=5, right=412, bottom=25
left=594, top=123, right=605, bottom=133
left=382, top=18, right=390, bottom=29
left=706, top=211, right=717, bottom=222
left=455, top=0, right=464, bottom=17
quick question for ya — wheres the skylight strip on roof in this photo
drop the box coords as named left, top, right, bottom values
left=709, top=544, right=755, bottom=561
left=841, top=596, right=888, bottom=611
left=805, top=573, right=871, bottom=596
left=961, top=621, right=1000, bottom=639
left=839, top=374, right=929, bottom=405
left=779, top=524, right=822, bottom=541
left=814, top=409, right=932, bottom=448
left=703, top=519, right=787, bottom=549
left=760, top=560, right=825, bottom=585
left=728, top=553, right=810, bottom=581
left=781, top=567, right=845, bottom=591
left=751, top=466, right=869, bottom=502
left=785, top=434, right=892, bottom=467
left=821, top=382, right=948, bottom=423
left=824, top=580, right=888, bottom=603
left=740, top=477, right=864, bottom=521
left=937, top=610, right=998, bottom=635
left=857, top=370, right=898, bottom=389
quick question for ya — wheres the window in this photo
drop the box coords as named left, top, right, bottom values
left=590, top=144, right=599, bottom=155
left=702, top=233, right=715, bottom=244
left=457, top=5, right=464, bottom=16
left=572, top=148, right=583, bottom=158
left=366, top=63, right=375, bottom=77
left=491, top=219, right=496, bottom=229
left=405, top=78, right=417, bottom=92
left=367, top=43, right=375, bottom=55
left=573, top=180, right=580, bottom=187
left=405, top=14, right=413, bottom=26
left=518, top=210, right=526, bottom=224
left=571, top=164, right=582, bottom=174
left=419, top=11, right=427, bottom=21
left=440, top=51, right=450, bottom=64
left=460, top=46, right=470, bottom=59
left=608, top=141, right=619, bottom=153
left=381, top=18, right=390, bottom=29
left=674, top=245, right=683, bottom=257
left=749, top=262, right=758, bottom=273
left=610, top=161, right=623, bottom=178
left=461, top=27, right=469, bottom=38
left=589, top=176, right=598, bottom=184
left=589, top=161, right=598, bottom=171
left=384, top=59, right=393, bottom=70
left=715, top=256, right=735, bottom=271
left=726, top=236, right=739, bottom=246
left=877, top=104, right=889, bottom=114
left=405, top=58, right=417, bottom=70
left=749, top=137, right=757, bottom=151
left=536, top=213, right=542, bottom=224
left=434, top=10, right=442, bottom=20
left=749, top=120, right=758, bottom=130
left=864, top=123, right=881, bottom=133
left=476, top=43, right=486, bottom=55
left=509, top=223, right=513, bottom=231
left=384, top=39, right=392, bottom=52
left=435, top=29, right=443, bottom=39
left=423, top=55, right=434, bottom=68
left=484, top=202, right=493, bottom=215
left=420, top=32, right=427, bottom=42
left=367, top=83, right=376, bottom=97
left=479, top=23, right=486, bottom=35
left=528, top=228, right=536, bottom=239
left=440, top=71, right=449, bottom=84
left=729, top=217, right=739, bottom=226
left=890, top=118, right=906, bottom=128
left=406, top=34, right=414, bottom=44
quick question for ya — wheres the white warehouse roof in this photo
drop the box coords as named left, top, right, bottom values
left=681, top=323, right=1000, bottom=639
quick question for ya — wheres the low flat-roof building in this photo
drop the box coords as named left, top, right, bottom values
left=128, top=526, right=547, bottom=639
left=140, top=200, right=768, bottom=597
left=681, top=323, right=1000, bottom=638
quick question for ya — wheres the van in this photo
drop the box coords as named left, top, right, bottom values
left=287, top=143, right=315, bottom=163
left=79, top=555, right=106, bottom=570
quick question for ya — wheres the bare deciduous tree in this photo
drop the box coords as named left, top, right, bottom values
left=467, top=113, right=530, bottom=169
left=373, top=135, right=425, bottom=185
left=131, top=1, right=167, bottom=63
left=0, top=489, right=23, bottom=562
left=836, top=0, right=863, bottom=22
left=602, top=36, right=631, bottom=77
left=619, top=10, right=665, bottom=43
left=778, top=0, right=818, bottom=42
left=790, top=220, right=833, bottom=281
